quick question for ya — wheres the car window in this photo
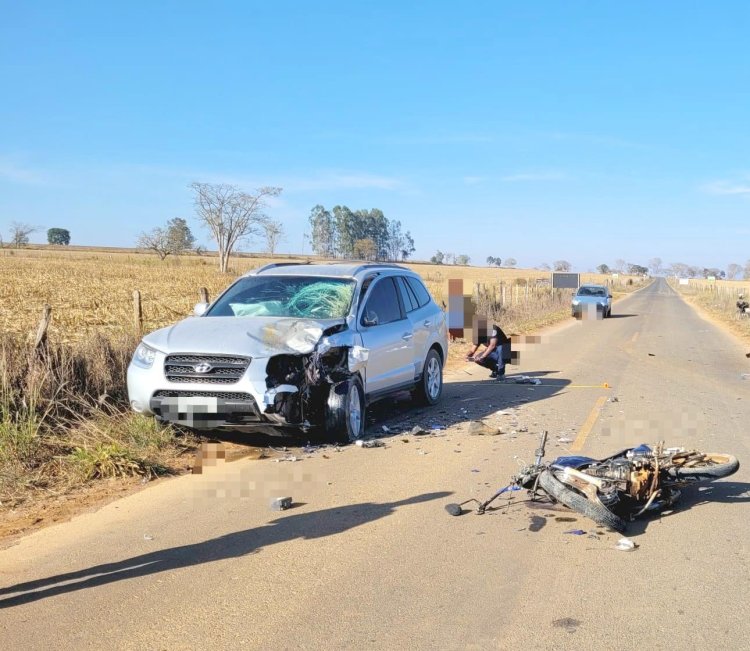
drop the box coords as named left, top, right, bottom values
left=207, top=276, right=356, bottom=318
left=361, top=277, right=403, bottom=326
left=396, top=276, right=419, bottom=312
left=405, top=277, right=432, bottom=308
left=578, top=286, right=606, bottom=297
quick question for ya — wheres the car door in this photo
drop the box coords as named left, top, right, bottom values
left=358, top=276, right=414, bottom=395
left=395, top=276, right=429, bottom=377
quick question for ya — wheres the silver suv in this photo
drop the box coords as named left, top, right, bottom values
left=127, top=262, right=448, bottom=442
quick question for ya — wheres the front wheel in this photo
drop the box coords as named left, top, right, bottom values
left=538, top=470, right=627, bottom=533
left=325, top=377, right=365, bottom=443
left=413, top=349, right=443, bottom=406
left=667, top=453, right=739, bottom=482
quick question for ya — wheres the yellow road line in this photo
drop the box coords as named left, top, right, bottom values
left=630, top=331, right=640, bottom=343
left=571, top=395, right=608, bottom=452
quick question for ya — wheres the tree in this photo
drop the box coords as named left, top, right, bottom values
left=456, top=254, right=471, bottom=266
left=308, top=205, right=335, bottom=257
left=504, top=257, right=517, bottom=268
left=627, top=263, right=648, bottom=276
left=444, top=252, right=456, bottom=265
left=137, top=218, right=195, bottom=260
left=10, top=222, right=36, bottom=248
left=167, top=218, right=195, bottom=253
left=486, top=256, right=496, bottom=266
left=702, top=267, right=724, bottom=279
left=648, top=257, right=662, bottom=276
left=670, top=262, right=689, bottom=278
left=47, top=228, right=71, bottom=245
left=190, top=182, right=281, bottom=273
left=431, top=250, right=444, bottom=265
left=596, top=263, right=610, bottom=274
left=262, top=218, right=285, bottom=255
left=553, top=260, right=572, bottom=272
left=352, top=238, right=377, bottom=260
left=538, top=262, right=551, bottom=271
left=745, top=260, right=750, bottom=280
left=613, top=258, right=626, bottom=273
left=726, top=263, right=743, bottom=280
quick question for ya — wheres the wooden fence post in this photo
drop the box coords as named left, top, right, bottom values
left=199, top=287, right=209, bottom=303
left=34, top=304, right=52, bottom=354
left=133, top=290, right=143, bottom=334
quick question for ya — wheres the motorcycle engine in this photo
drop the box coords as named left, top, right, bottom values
left=586, top=458, right=631, bottom=482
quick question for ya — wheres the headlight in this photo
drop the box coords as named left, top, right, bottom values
left=572, top=300, right=580, bottom=306
left=132, top=342, right=157, bottom=369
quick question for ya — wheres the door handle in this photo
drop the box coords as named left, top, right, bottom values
left=402, top=333, right=413, bottom=341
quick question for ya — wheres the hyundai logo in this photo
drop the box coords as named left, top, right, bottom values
left=193, top=362, right=213, bottom=374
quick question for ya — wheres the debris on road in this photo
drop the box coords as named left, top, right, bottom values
left=445, top=503, right=463, bottom=516
left=274, top=455, right=300, bottom=462
left=355, top=439, right=385, bottom=448
left=514, top=376, right=542, bottom=385
left=616, top=537, right=637, bottom=551
left=557, top=437, right=574, bottom=443
left=143, top=534, right=155, bottom=541
left=609, top=396, right=619, bottom=402
left=270, top=497, right=293, bottom=511
left=564, top=529, right=586, bottom=536
left=467, top=421, right=495, bottom=436
left=409, top=425, right=430, bottom=436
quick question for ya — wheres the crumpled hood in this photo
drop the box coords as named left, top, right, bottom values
left=143, top=316, right=346, bottom=358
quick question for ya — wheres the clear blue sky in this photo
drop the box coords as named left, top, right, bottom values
left=1, top=1, right=748, bottom=271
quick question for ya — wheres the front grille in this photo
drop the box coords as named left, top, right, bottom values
left=153, top=390, right=252, bottom=401
left=164, top=354, right=250, bottom=385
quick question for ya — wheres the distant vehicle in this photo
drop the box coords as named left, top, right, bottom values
left=127, top=262, right=448, bottom=442
left=571, top=284, right=612, bottom=318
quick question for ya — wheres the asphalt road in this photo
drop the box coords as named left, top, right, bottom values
left=2, top=277, right=749, bottom=650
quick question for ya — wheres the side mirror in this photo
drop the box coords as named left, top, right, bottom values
left=362, top=311, right=378, bottom=327
left=193, top=302, right=209, bottom=316
left=608, top=294, right=612, bottom=299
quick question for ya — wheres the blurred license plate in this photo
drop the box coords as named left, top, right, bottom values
left=176, top=396, right=218, bottom=413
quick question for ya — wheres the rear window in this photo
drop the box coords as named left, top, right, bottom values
left=405, top=277, right=432, bottom=308
left=396, top=277, right=419, bottom=312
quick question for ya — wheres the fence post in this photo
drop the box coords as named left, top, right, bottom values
left=199, top=287, right=209, bottom=304
left=133, top=290, right=143, bottom=334
left=33, top=304, right=52, bottom=354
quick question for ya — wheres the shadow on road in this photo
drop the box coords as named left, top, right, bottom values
left=0, top=491, right=451, bottom=609
left=367, top=370, right=570, bottom=434
left=201, top=371, right=571, bottom=447
left=607, top=313, right=639, bottom=319
left=626, top=481, right=750, bottom=537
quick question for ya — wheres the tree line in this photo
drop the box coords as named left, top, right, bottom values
left=307, top=205, right=415, bottom=261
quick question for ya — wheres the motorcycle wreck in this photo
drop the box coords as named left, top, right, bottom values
left=445, top=431, right=739, bottom=533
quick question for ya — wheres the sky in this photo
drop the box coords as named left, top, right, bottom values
left=1, top=1, right=749, bottom=272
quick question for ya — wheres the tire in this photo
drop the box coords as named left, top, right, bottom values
left=667, top=453, right=739, bottom=482
left=325, top=377, right=365, bottom=444
left=538, top=469, right=627, bottom=533
left=413, top=349, right=443, bottom=406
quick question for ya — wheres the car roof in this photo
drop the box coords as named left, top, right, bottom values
left=579, top=284, right=608, bottom=289
left=245, top=262, right=412, bottom=279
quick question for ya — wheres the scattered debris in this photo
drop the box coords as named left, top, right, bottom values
left=557, top=437, right=574, bottom=443
left=564, top=529, right=586, bottom=536
left=471, top=468, right=481, bottom=473
left=409, top=425, right=430, bottom=436
left=741, top=373, right=750, bottom=381
left=355, top=439, right=385, bottom=448
left=143, top=534, right=155, bottom=541
left=648, top=353, right=655, bottom=357
left=528, top=515, right=546, bottom=532
left=555, top=516, right=577, bottom=523
left=381, top=425, right=392, bottom=434
left=274, top=455, right=300, bottom=462
left=445, top=503, right=463, bottom=516
left=467, top=421, right=494, bottom=436
left=616, top=537, right=637, bottom=551
left=515, top=376, right=542, bottom=385
left=609, top=396, right=619, bottom=403
left=270, top=496, right=293, bottom=511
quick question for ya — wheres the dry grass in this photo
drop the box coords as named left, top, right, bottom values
left=670, top=278, right=750, bottom=344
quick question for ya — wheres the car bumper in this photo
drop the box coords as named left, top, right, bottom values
left=127, top=355, right=290, bottom=429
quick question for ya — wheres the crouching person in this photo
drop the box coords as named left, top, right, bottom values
left=466, top=317, right=511, bottom=379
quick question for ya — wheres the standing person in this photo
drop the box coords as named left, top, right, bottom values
left=465, top=318, right=510, bottom=379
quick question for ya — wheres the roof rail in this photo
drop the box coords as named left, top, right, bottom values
left=349, top=262, right=407, bottom=276
left=252, top=261, right=310, bottom=275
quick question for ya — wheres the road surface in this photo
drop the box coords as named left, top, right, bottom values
left=1, top=278, right=748, bottom=650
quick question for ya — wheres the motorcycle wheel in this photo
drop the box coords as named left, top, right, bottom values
left=538, top=470, right=627, bottom=533
left=667, top=453, right=739, bottom=481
